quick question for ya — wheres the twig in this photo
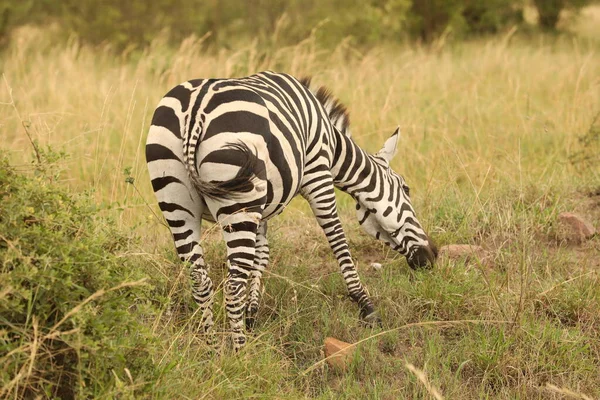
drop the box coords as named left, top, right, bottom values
left=405, top=362, right=445, bottom=400
left=473, top=255, right=508, bottom=321
left=3, top=74, right=41, bottom=163
left=127, top=179, right=169, bottom=228
left=538, top=271, right=596, bottom=297
left=545, top=383, right=594, bottom=400
left=261, top=270, right=330, bottom=300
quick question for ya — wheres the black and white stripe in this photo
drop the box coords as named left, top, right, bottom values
left=146, top=71, right=437, bottom=349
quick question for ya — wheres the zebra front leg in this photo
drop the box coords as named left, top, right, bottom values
left=246, top=221, right=269, bottom=330
left=301, top=175, right=381, bottom=326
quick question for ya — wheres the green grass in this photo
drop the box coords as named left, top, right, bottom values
left=137, top=179, right=599, bottom=398
left=1, top=18, right=600, bottom=399
left=140, top=207, right=599, bottom=399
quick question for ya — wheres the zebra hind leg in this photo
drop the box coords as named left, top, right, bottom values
left=206, top=198, right=265, bottom=350
left=147, top=161, right=215, bottom=344
left=246, top=221, right=269, bottom=330
left=166, top=204, right=215, bottom=344
left=186, top=244, right=215, bottom=345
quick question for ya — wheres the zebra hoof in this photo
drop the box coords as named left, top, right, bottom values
left=360, top=310, right=382, bottom=327
left=246, top=304, right=258, bottom=330
left=245, top=316, right=256, bottom=331
left=232, top=334, right=247, bottom=351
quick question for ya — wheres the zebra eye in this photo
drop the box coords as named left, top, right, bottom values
left=402, top=185, right=410, bottom=197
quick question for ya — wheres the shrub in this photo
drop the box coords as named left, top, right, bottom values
left=461, top=0, right=524, bottom=34
left=0, top=148, right=159, bottom=398
left=533, top=0, right=593, bottom=30
left=408, top=0, right=523, bottom=42
left=2, top=0, right=527, bottom=50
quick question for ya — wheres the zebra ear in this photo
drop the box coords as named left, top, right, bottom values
left=377, top=127, right=400, bottom=162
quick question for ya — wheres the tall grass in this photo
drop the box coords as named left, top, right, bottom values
left=3, top=25, right=598, bottom=213
left=1, top=19, right=600, bottom=399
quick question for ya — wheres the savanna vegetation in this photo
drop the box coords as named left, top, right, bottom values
left=1, top=0, right=598, bottom=48
left=1, top=1, right=600, bottom=398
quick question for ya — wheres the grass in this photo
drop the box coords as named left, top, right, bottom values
left=2, top=12, right=600, bottom=399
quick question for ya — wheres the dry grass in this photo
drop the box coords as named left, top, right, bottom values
left=2, top=23, right=599, bottom=224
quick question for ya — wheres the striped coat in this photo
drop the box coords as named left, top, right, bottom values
left=146, top=71, right=437, bottom=349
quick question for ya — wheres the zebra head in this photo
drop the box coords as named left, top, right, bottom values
left=355, top=128, right=438, bottom=269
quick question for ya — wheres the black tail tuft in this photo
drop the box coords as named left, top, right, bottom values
left=189, top=141, right=266, bottom=199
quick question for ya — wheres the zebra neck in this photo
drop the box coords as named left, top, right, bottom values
left=331, top=133, right=384, bottom=198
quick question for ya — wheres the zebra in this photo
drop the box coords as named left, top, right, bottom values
left=146, top=71, right=437, bottom=349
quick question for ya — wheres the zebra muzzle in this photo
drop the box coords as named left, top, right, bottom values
left=407, top=243, right=437, bottom=270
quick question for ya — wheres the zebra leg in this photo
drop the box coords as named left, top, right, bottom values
left=147, top=156, right=215, bottom=344
left=205, top=199, right=264, bottom=350
left=246, top=221, right=269, bottom=330
left=170, top=219, right=215, bottom=342
left=301, top=175, right=381, bottom=326
left=187, top=240, right=215, bottom=344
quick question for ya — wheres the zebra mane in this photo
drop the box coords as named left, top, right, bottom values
left=300, top=76, right=351, bottom=136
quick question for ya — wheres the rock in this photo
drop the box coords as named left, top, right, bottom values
left=439, top=244, right=487, bottom=262
left=558, top=212, right=596, bottom=242
left=370, top=262, right=382, bottom=271
left=324, top=337, right=355, bottom=369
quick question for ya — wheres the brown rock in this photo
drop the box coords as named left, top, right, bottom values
left=558, top=212, right=596, bottom=242
left=439, top=244, right=487, bottom=262
left=324, top=337, right=355, bottom=369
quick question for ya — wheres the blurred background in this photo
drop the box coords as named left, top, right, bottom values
left=1, top=0, right=598, bottom=217
left=2, top=0, right=599, bottom=51
left=1, top=0, right=599, bottom=213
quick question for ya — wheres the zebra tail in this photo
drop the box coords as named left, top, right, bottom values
left=185, top=141, right=266, bottom=200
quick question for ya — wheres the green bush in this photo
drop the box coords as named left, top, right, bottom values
left=408, top=0, right=523, bottom=42
left=461, top=0, right=524, bottom=34
left=0, top=148, right=159, bottom=398
left=1, top=0, right=529, bottom=50
left=7, top=0, right=596, bottom=51
left=533, top=0, right=593, bottom=30
left=0, top=0, right=59, bottom=47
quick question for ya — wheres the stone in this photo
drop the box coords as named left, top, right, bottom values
left=558, top=212, right=596, bottom=242
left=439, top=244, right=487, bottom=262
left=370, top=262, right=383, bottom=271
left=324, top=337, right=355, bottom=369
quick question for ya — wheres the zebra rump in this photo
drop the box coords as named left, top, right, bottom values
left=187, top=141, right=266, bottom=200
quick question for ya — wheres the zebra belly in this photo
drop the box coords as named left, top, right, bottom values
left=261, top=153, right=302, bottom=220
left=201, top=207, right=216, bottom=223
left=198, top=196, right=288, bottom=224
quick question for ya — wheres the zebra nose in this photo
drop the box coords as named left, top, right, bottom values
left=407, top=244, right=436, bottom=270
